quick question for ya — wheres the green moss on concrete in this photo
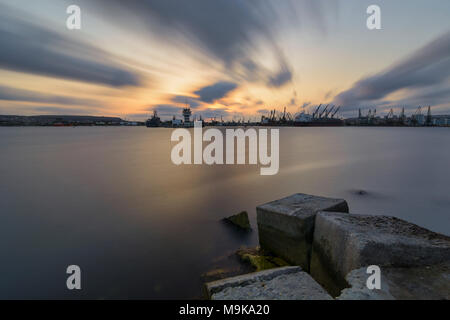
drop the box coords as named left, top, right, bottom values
left=237, top=247, right=290, bottom=272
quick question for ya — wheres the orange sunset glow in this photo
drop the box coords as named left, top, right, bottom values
left=1, top=0, right=450, bottom=121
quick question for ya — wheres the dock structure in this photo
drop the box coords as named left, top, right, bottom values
left=345, top=105, right=450, bottom=127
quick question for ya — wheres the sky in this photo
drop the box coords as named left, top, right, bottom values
left=0, top=0, right=449, bottom=120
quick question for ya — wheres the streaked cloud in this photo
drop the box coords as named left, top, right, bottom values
left=333, top=31, right=450, bottom=111
left=0, top=85, right=100, bottom=107
left=0, top=4, right=140, bottom=87
left=1, top=0, right=450, bottom=119
left=194, top=108, right=230, bottom=119
left=194, top=81, right=237, bottom=103
left=147, top=104, right=182, bottom=117
left=89, top=0, right=332, bottom=87
left=268, top=64, right=293, bottom=88
left=171, top=95, right=202, bottom=109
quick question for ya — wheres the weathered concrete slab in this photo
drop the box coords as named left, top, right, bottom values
left=205, top=266, right=332, bottom=300
left=338, top=262, right=450, bottom=300
left=311, top=212, right=450, bottom=296
left=256, top=193, right=349, bottom=271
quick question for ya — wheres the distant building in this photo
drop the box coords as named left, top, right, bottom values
left=433, top=115, right=450, bottom=126
left=294, top=112, right=313, bottom=123
left=415, top=114, right=426, bottom=126
left=182, top=108, right=192, bottom=123
left=172, top=118, right=182, bottom=126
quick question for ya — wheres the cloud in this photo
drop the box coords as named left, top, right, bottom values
left=300, top=102, right=311, bottom=109
left=147, top=104, right=183, bottom=117
left=90, top=0, right=334, bottom=87
left=194, top=81, right=238, bottom=103
left=324, top=90, right=334, bottom=100
left=369, top=85, right=450, bottom=113
left=0, top=85, right=100, bottom=107
left=268, top=64, right=293, bottom=88
left=0, top=4, right=140, bottom=87
left=333, top=31, right=450, bottom=111
left=171, top=95, right=202, bottom=109
left=93, top=0, right=269, bottom=65
left=194, top=108, right=230, bottom=119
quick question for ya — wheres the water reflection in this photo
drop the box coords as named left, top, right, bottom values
left=0, top=126, right=449, bottom=299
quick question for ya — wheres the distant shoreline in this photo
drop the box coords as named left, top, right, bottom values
left=1, top=114, right=450, bottom=128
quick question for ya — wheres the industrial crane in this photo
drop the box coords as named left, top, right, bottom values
left=415, top=106, right=423, bottom=116
left=319, top=105, right=329, bottom=118
left=426, top=106, right=432, bottom=126
left=411, top=106, right=422, bottom=126
left=325, top=106, right=335, bottom=118
left=400, top=108, right=405, bottom=120
left=281, top=107, right=287, bottom=122
left=331, top=106, right=340, bottom=118
left=312, top=104, right=322, bottom=119
left=386, top=108, right=394, bottom=119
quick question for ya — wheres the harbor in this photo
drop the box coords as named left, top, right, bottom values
left=3, top=105, right=450, bottom=128
left=144, top=104, right=450, bottom=128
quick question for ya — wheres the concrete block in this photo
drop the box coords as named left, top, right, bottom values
left=205, top=266, right=332, bottom=300
left=256, top=193, right=349, bottom=271
left=311, top=212, right=450, bottom=296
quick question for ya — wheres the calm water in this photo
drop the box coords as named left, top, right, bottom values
left=1, top=126, right=449, bottom=299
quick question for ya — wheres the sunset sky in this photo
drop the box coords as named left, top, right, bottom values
left=1, top=0, right=449, bottom=120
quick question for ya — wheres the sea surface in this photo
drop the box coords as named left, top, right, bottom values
left=1, top=126, right=449, bottom=299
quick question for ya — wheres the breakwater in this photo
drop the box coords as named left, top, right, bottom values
left=206, top=193, right=450, bottom=300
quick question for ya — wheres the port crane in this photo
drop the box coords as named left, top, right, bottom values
left=400, top=108, right=405, bottom=121
left=386, top=108, right=394, bottom=119
left=415, top=106, right=423, bottom=116
left=426, top=106, right=432, bottom=126
left=331, top=106, right=340, bottom=118
left=325, top=106, right=335, bottom=118
left=410, top=106, right=423, bottom=126
left=312, top=104, right=322, bottom=119
left=281, top=107, right=287, bottom=122
left=318, top=105, right=329, bottom=118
